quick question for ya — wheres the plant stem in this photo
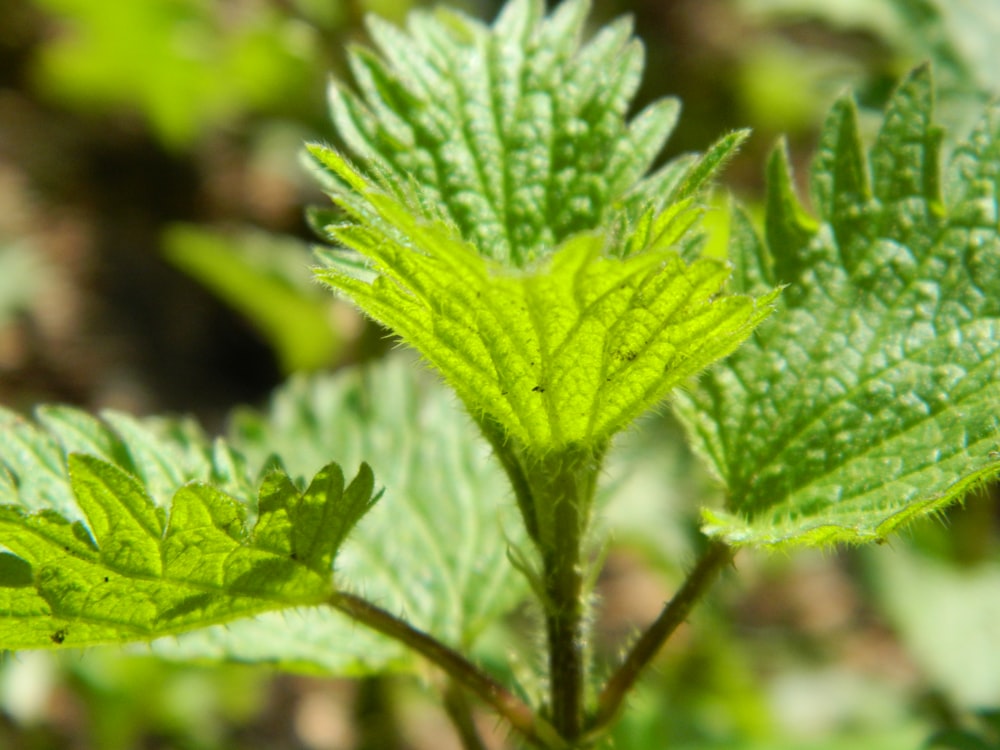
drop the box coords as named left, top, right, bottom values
left=477, top=416, right=540, bottom=544
left=533, top=448, right=603, bottom=743
left=544, top=502, right=586, bottom=740
left=587, top=539, right=734, bottom=734
left=482, top=433, right=604, bottom=744
left=329, top=591, right=564, bottom=748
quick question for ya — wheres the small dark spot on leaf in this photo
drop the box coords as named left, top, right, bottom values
left=103, top=576, right=109, bottom=583
left=532, top=385, right=545, bottom=393
left=50, top=629, right=66, bottom=645
left=290, top=552, right=300, bottom=561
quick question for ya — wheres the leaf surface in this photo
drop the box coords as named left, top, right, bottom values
left=308, top=0, right=778, bottom=457
left=1, top=357, right=523, bottom=671
left=675, top=66, right=1000, bottom=547
left=323, top=0, right=704, bottom=267
left=311, top=180, right=776, bottom=452
left=0, top=446, right=375, bottom=649
left=152, top=355, right=529, bottom=671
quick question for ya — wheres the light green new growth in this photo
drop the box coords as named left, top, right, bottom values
left=309, top=0, right=779, bottom=455
left=675, top=66, right=1000, bottom=548
left=0, top=406, right=376, bottom=649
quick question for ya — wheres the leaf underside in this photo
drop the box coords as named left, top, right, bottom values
left=674, top=66, right=1000, bottom=548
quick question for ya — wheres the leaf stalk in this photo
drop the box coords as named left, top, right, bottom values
left=328, top=590, right=565, bottom=748
left=587, top=539, right=734, bottom=734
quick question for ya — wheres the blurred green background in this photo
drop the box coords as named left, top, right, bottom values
left=1, top=0, right=999, bottom=748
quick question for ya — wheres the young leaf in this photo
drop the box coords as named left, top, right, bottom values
left=321, top=0, right=717, bottom=268
left=0, top=450, right=376, bottom=649
left=312, top=184, right=777, bottom=454
left=307, top=0, right=778, bottom=456
left=674, top=66, right=1000, bottom=547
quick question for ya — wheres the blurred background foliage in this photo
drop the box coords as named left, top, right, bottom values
left=1, top=0, right=999, bottom=748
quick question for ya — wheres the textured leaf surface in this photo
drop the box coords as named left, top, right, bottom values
left=0, top=415, right=376, bottom=648
left=309, top=0, right=777, bottom=456
left=323, top=0, right=714, bottom=268
left=150, top=355, right=528, bottom=671
left=311, top=175, right=777, bottom=452
left=1, top=358, right=524, bottom=671
left=675, top=67, right=1000, bottom=547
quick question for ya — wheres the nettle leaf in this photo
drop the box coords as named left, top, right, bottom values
left=0, top=412, right=376, bottom=648
left=148, top=355, right=527, bottom=672
left=0, top=358, right=525, bottom=671
left=311, top=168, right=776, bottom=453
left=322, top=0, right=723, bottom=268
left=308, top=0, right=778, bottom=455
left=674, top=66, right=1000, bottom=547
left=0, top=405, right=255, bottom=518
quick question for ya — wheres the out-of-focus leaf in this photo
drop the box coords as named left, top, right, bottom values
left=162, top=224, right=341, bottom=373
left=31, top=0, right=321, bottom=145
left=871, top=544, right=1000, bottom=709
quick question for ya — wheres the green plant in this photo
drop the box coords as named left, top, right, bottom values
left=2, top=0, right=999, bottom=747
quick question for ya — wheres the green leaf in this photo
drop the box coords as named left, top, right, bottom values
left=312, top=185, right=776, bottom=454
left=321, top=0, right=712, bottom=268
left=309, top=0, right=778, bottom=462
left=148, top=355, right=529, bottom=672
left=162, top=224, right=342, bottom=374
left=674, top=66, right=1000, bottom=547
left=311, top=0, right=754, bottom=267
left=32, top=0, right=319, bottom=146
left=0, top=451, right=376, bottom=649
left=0, top=402, right=256, bottom=512
left=1, top=357, right=522, bottom=672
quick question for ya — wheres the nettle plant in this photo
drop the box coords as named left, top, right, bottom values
left=2, top=0, right=999, bottom=746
